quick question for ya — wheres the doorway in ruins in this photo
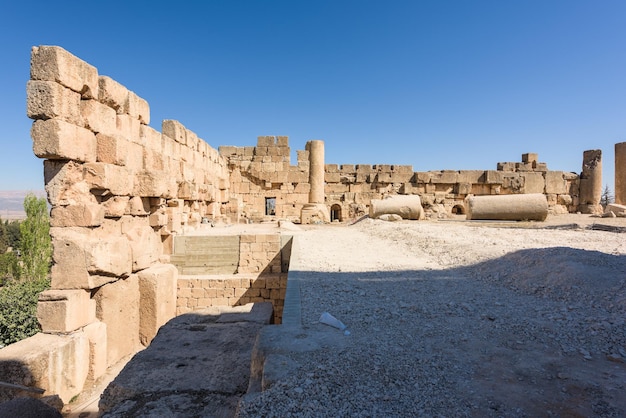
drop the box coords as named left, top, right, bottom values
left=265, top=197, right=276, bottom=216
left=452, top=204, right=465, bottom=215
left=330, top=204, right=342, bottom=222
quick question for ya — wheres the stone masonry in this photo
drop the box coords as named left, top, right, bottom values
left=0, top=45, right=618, bottom=406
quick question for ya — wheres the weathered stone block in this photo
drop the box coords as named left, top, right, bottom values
left=115, top=114, right=141, bottom=142
left=457, top=170, right=485, bottom=183
left=102, top=195, right=130, bottom=218
left=31, top=118, right=97, bottom=162
left=96, top=132, right=128, bottom=165
left=134, top=170, right=168, bottom=197
left=485, top=170, right=503, bottom=184
left=98, top=76, right=128, bottom=113
left=521, top=172, right=545, bottom=194
left=44, top=160, right=95, bottom=206
left=162, top=120, right=186, bottom=145
left=522, top=153, right=538, bottom=164
left=50, top=203, right=104, bottom=227
left=138, top=264, right=178, bottom=345
left=123, top=91, right=150, bottom=125
left=94, top=275, right=141, bottom=366
left=37, top=289, right=96, bottom=333
left=26, top=80, right=82, bottom=124
left=123, top=224, right=161, bottom=272
left=31, top=45, right=98, bottom=99
left=84, top=162, right=133, bottom=195
left=83, top=321, right=107, bottom=382
left=81, top=99, right=117, bottom=136
left=545, top=171, right=567, bottom=194
left=0, top=332, right=90, bottom=404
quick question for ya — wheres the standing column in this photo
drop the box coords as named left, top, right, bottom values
left=578, top=149, right=603, bottom=214
left=300, top=140, right=329, bottom=224
left=616, top=142, right=626, bottom=205
left=308, top=140, right=325, bottom=204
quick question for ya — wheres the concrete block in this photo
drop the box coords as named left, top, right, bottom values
left=94, top=275, right=141, bottom=366
left=50, top=203, right=105, bottom=227
left=98, top=76, right=128, bottom=113
left=84, top=162, right=133, bottom=195
left=26, top=80, right=81, bottom=124
left=96, top=133, right=128, bottom=165
left=138, top=264, right=177, bottom=346
left=31, top=118, right=97, bottom=162
left=37, top=289, right=96, bottom=333
left=31, top=45, right=98, bottom=99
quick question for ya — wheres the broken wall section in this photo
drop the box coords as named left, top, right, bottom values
left=323, top=153, right=580, bottom=220
left=220, top=136, right=311, bottom=222
left=17, top=45, right=230, bottom=403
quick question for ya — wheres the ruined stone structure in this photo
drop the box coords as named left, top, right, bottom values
left=0, top=45, right=619, bottom=407
left=616, top=142, right=626, bottom=205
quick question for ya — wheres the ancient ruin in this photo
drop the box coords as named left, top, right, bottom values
left=0, top=45, right=623, bottom=412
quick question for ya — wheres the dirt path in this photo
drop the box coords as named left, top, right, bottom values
left=238, top=215, right=626, bottom=417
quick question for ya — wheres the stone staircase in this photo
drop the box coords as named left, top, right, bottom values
left=170, top=236, right=240, bottom=275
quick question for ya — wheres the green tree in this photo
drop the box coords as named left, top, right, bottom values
left=0, top=278, right=49, bottom=346
left=19, top=194, right=52, bottom=281
left=600, top=185, right=614, bottom=208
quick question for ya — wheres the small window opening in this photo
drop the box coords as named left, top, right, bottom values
left=265, top=198, right=276, bottom=216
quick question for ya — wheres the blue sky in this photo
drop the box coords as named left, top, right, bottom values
left=1, top=1, right=625, bottom=192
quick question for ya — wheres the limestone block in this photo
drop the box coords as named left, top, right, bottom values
left=370, top=195, right=424, bottom=220
left=50, top=203, right=104, bottom=227
left=466, top=193, right=548, bottom=221
left=558, top=194, right=573, bottom=206
left=31, top=118, right=97, bottom=162
left=115, top=114, right=141, bottom=142
left=0, top=332, right=90, bottom=404
left=162, top=120, right=186, bottom=145
left=96, top=133, right=128, bottom=165
left=94, top=275, right=141, bottom=366
left=186, top=130, right=199, bottom=151
left=102, top=195, right=130, bottom=218
left=516, top=162, right=534, bottom=172
left=415, top=172, right=431, bottom=183
left=26, top=80, right=81, bottom=124
left=616, top=142, right=626, bottom=205
left=149, top=209, right=168, bottom=227
left=138, top=264, right=178, bottom=345
left=31, top=45, right=98, bottom=99
left=125, top=141, right=145, bottom=172
left=485, top=170, right=503, bottom=184
left=140, top=125, right=162, bottom=151
left=497, top=162, right=516, bottom=172
left=37, top=289, right=95, bottom=333
left=166, top=207, right=182, bottom=233
left=522, top=153, right=538, bottom=164
left=606, top=203, right=626, bottom=215
left=128, top=196, right=149, bottom=215
left=124, top=91, right=150, bottom=125
left=545, top=171, right=567, bottom=194
left=257, top=136, right=275, bottom=146
left=86, top=236, right=133, bottom=277
left=44, top=160, right=95, bottom=206
left=84, top=162, right=133, bottom=195
left=134, top=170, right=168, bottom=197
left=80, top=99, right=117, bottom=135
left=455, top=182, right=472, bottom=195
left=457, top=170, right=485, bottom=183
left=123, top=224, right=161, bottom=272
left=98, top=76, right=128, bottom=113
left=502, top=174, right=523, bottom=192
left=430, top=171, right=459, bottom=184
left=521, top=172, right=545, bottom=194
left=83, top=321, right=107, bottom=381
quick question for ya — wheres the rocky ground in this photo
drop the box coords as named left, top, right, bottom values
left=237, top=214, right=626, bottom=417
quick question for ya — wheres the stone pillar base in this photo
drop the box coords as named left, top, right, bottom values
left=300, top=204, right=329, bottom=224
left=578, top=203, right=603, bottom=215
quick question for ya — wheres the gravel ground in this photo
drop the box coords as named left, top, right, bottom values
left=237, top=215, right=626, bottom=417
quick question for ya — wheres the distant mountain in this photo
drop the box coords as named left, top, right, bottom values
left=0, top=190, right=46, bottom=220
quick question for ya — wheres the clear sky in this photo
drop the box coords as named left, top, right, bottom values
left=1, top=0, right=625, bottom=192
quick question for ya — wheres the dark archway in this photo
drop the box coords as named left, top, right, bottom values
left=330, top=204, right=342, bottom=222
left=451, top=204, right=465, bottom=215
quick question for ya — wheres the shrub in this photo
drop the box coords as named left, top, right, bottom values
left=0, top=278, right=49, bottom=347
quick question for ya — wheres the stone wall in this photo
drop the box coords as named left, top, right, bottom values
left=2, top=45, right=232, bottom=403
left=322, top=153, right=580, bottom=221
